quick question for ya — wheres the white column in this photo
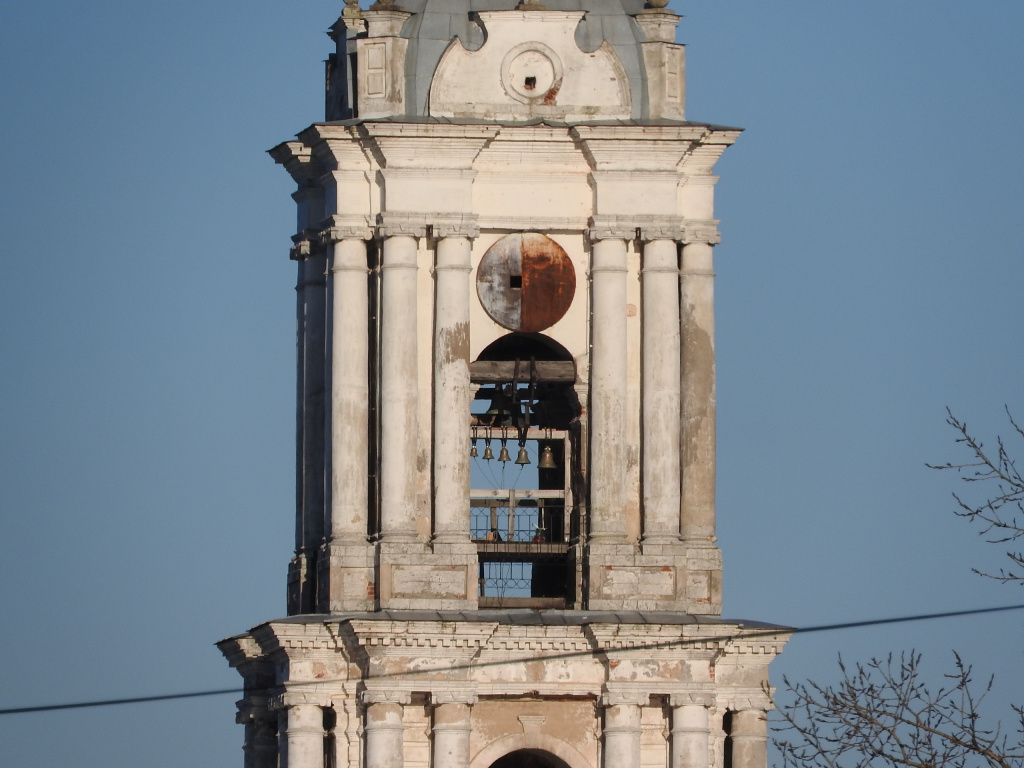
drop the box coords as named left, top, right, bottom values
left=679, top=240, right=716, bottom=545
left=728, top=710, right=768, bottom=768
left=640, top=235, right=681, bottom=544
left=603, top=697, right=643, bottom=768
left=364, top=699, right=405, bottom=768
left=283, top=704, right=325, bottom=768
left=432, top=699, right=473, bottom=768
left=432, top=233, right=473, bottom=545
left=379, top=230, right=420, bottom=543
left=589, top=233, right=630, bottom=542
left=671, top=699, right=711, bottom=768
left=329, top=236, right=370, bottom=544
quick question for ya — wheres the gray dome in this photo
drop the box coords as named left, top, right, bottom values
left=397, top=0, right=650, bottom=118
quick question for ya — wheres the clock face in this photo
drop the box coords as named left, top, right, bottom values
left=476, top=233, right=576, bottom=333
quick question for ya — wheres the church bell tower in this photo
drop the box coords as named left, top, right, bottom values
left=219, top=1, right=789, bottom=766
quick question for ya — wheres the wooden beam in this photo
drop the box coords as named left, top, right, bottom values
left=469, top=360, right=575, bottom=383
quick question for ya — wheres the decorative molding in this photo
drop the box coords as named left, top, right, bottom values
left=588, top=215, right=637, bottom=242
left=518, top=715, right=547, bottom=732
left=602, top=689, right=649, bottom=708
left=270, top=690, right=333, bottom=709
left=683, top=220, right=721, bottom=245
left=432, top=213, right=480, bottom=240
left=669, top=692, right=716, bottom=708
left=323, top=216, right=374, bottom=243
left=377, top=212, right=429, bottom=238
left=361, top=688, right=413, bottom=706
left=431, top=690, right=479, bottom=706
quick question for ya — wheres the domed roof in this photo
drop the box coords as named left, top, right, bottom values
left=396, top=0, right=650, bottom=117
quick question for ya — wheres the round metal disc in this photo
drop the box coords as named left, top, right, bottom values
left=476, top=233, right=576, bottom=333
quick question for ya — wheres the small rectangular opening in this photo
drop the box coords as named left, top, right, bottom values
left=509, top=274, right=522, bottom=289
left=524, top=76, right=537, bottom=91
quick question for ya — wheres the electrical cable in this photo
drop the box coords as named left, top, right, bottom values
left=2, top=602, right=1022, bottom=717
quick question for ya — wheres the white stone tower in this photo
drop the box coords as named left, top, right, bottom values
left=219, top=1, right=789, bottom=767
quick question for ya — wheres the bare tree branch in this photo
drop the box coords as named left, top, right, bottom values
left=927, top=407, right=1024, bottom=584
left=772, top=652, right=1024, bottom=768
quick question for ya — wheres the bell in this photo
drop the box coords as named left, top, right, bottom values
left=515, top=445, right=530, bottom=465
left=538, top=444, right=557, bottom=469
left=470, top=439, right=478, bottom=458
left=498, top=442, right=511, bottom=463
left=482, top=441, right=494, bottom=460
left=484, top=388, right=514, bottom=426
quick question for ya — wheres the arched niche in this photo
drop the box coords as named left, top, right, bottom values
left=472, top=735, right=592, bottom=768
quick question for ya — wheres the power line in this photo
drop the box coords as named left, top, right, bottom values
left=2, top=602, right=1022, bottom=717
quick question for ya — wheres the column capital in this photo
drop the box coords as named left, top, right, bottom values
left=602, top=690, right=649, bottom=708
left=669, top=693, right=716, bottom=708
left=431, top=213, right=480, bottom=240
left=323, top=216, right=374, bottom=243
left=361, top=688, right=413, bottom=706
left=290, top=230, right=328, bottom=261
left=588, top=215, right=636, bottom=242
left=682, top=220, right=721, bottom=245
left=270, top=691, right=332, bottom=710
left=430, top=690, right=478, bottom=707
left=636, top=216, right=686, bottom=243
left=377, top=212, right=429, bottom=238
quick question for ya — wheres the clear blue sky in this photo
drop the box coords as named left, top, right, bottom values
left=1, top=1, right=1022, bottom=765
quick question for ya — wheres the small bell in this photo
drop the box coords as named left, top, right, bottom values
left=498, top=441, right=511, bottom=463
left=538, top=444, right=556, bottom=469
left=470, top=439, right=478, bottom=458
left=483, top=441, right=494, bottom=460
left=515, top=445, right=530, bottom=465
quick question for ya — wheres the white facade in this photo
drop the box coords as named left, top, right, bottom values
left=220, top=2, right=789, bottom=767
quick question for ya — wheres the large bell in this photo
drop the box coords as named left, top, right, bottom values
left=538, top=444, right=557, bottom=469
left=497, top=442, right=511, bottom=463
left=515, top=445, right=530, bottom=465
left=483, top=387, right=515, bottom=426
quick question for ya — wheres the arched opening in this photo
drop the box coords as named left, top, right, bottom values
left=488, top=749, right=573, bottom=768
left=469, top=333, right=582, bottom=609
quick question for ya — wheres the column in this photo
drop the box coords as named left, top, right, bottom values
left=378, top=226, right=421, bottom=543
left=364, top=696, right=406, bottom=768
left=283, top=704, right=325, bottom=768
left=670, top=698, right=711, bottom=768
left=432, top=697, right=474, bottom=768
left=328, top=236, right=370, bottom=545
left=679, top=239, right=716, bottom=544
left=251, top=713, right=279, bottom=768
left=589, top=230, right=630, bottom=542
left=432, top=230, right=474, bottom=545
left=290, top=243, right=328, bottom=615
left=727, top=710, right=768, bottom=768
left=640, top=234, right=682, bottom=544
left=603, top=695, right=643, bottom=768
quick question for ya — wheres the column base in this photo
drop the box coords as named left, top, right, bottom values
left=378, top=541, right=479, bottom=610
left=586, top=542, right=722, bottom=612
left=318, top=540, right=377, bottom=612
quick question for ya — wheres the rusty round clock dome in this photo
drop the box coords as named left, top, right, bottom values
left=476, top=233, right=576, bottom=333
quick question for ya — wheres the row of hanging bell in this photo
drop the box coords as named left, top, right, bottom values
left=469, top=438, right=557, bottom=469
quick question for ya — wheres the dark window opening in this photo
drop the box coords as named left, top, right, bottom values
left=470, top=339, right=581, bottom=608
left=510, top=274, right=522, bottom=289
left=524, top=76, right=537, bottom=91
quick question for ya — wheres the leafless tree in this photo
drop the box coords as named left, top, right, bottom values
left=772, top=409, right=1024, bottom=768
left=927, top=408, right=1024, bottom=585
left=774, top=652, right=1024, bottom=768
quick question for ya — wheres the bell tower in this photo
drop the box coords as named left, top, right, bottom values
left=219, top=1, right=789, bottom=767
